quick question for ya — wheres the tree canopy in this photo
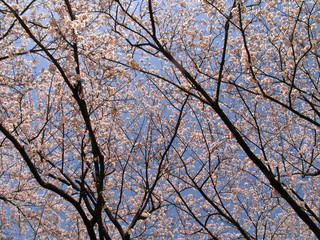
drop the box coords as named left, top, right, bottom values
left=0, top=0, right=319, bottom=239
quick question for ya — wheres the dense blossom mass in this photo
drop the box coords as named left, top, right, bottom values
left=0, top=0, right=319, bottom=239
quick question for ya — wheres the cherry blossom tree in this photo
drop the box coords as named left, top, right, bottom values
left=0, top=0, right=319, bottom=239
